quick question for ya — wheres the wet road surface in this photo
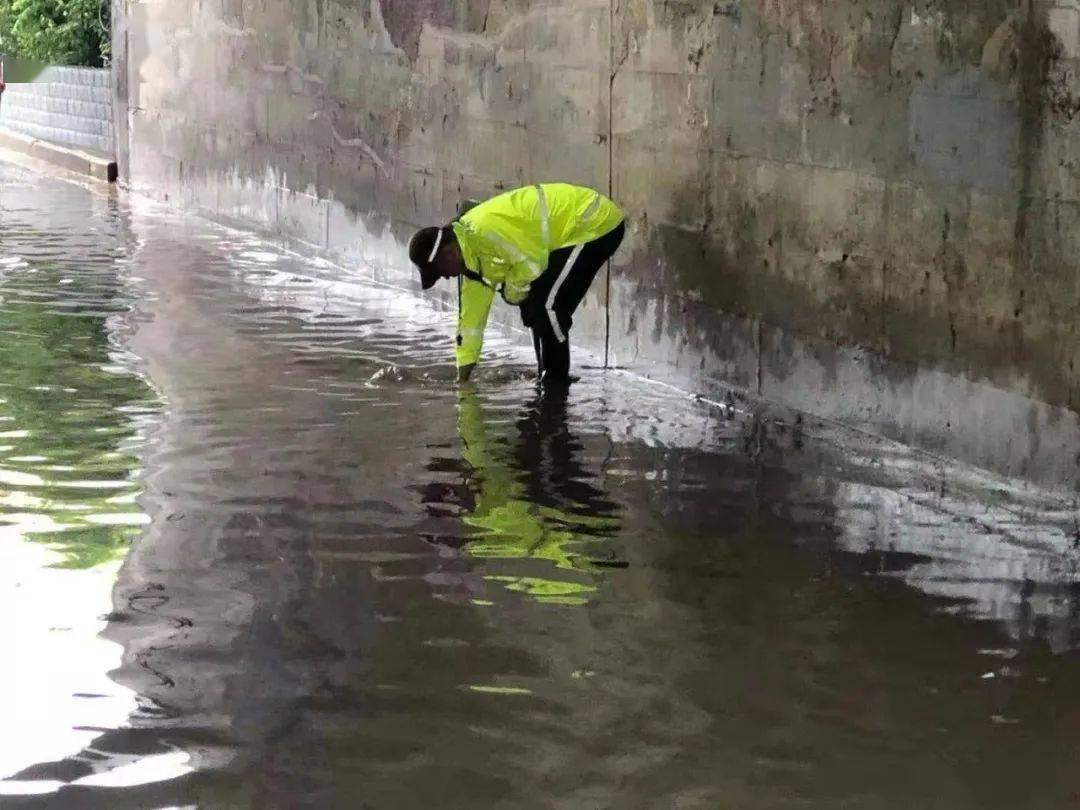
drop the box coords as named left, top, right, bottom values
left=3, top=161, right=1080, bottom=808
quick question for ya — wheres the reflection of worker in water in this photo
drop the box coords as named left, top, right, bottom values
left=455, top=388, right=619, bottom=605
left=409, top=184, right=624, bottom=386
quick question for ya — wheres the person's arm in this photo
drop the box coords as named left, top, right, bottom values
left=494, top=251, right=546, bottom=306
left=456, top=276, right=494, bottom=381
left=500, top=273, right=533, bottom=305
left=465, top=206, right=547, bottom=306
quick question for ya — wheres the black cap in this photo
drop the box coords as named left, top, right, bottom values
left=409, top=226, right=445, bottom=290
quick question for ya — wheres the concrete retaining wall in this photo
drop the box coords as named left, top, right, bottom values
left=2, top=66, right=114, bottom=154
left=116, top=0, right=1080, bottom=490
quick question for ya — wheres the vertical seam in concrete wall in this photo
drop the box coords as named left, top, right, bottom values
left=880, top=186, right=890, bottom=345
left=756, top=320, right=764, bottom=395
left=605, top=0, right=615, bottom=368
left=124, top=26, right=129, bottom=165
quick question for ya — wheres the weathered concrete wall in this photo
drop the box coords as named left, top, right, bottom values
left=117, top=0, right=1080, bottom=489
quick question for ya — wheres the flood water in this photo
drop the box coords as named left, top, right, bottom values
left=3, top=161, right=1080, bottom=809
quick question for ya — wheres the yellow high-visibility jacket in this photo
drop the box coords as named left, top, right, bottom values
left=451, top=183, right=623, bottom=368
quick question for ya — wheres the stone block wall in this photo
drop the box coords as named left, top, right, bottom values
left=116, top=0, right=1080, bottom=488
left=1, top=66, right=114, bottom=153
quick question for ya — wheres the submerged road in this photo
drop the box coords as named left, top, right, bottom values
left=2, top=159, right=1080, bottom=808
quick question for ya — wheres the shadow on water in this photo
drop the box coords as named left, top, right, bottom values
left=3, top=163, right=1080, bottom=808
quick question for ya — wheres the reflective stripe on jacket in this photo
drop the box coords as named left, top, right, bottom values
left=451, top=183, right=623, bottom=368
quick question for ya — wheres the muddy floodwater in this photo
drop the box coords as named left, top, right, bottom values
left=3, top=161, right=1080, bottom=809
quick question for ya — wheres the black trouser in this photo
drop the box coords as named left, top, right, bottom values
left=520, top=222, right=625, bottom=383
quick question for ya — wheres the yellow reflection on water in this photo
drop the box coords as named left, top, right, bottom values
left=466, top=684, right=534, bottom=696
left=456, top=390, right=618, bottom=606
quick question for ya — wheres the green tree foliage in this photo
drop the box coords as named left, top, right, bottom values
left=0, top=0, right=109, bottom=67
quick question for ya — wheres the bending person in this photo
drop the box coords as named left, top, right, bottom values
left=409, top=183, right=624, bottom=385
